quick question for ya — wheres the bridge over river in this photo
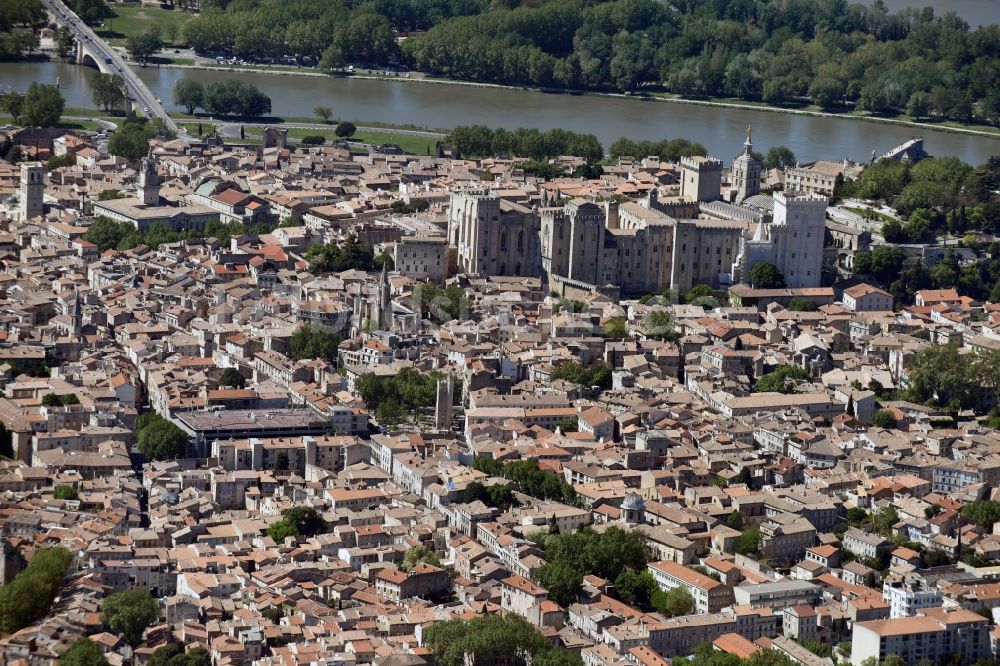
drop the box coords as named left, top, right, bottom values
left=42, top=0, right=179, bottom=135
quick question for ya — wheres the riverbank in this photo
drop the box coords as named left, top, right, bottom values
left=157, top=60, right=1000, bottom=141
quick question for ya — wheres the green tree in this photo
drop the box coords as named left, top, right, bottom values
left=54, top=26, right=75, bottom=58
left=787, top=297, right=817, bottom=311
left=872, top=507, right=899, bottom=537
left=809, top=75, right=845, bottom=108
left=487, top=483, right=515, bottom=511
left=335, top=121, right=357, bottom=138
left=962, top=500, right=1000, bottom=529
left=67, top=0, right=110, bottom=25
left=748, top=262, right=786, bottom=289
left=136, top=415, right=188, bottom=460
left=533, top=559, right=583, bottom=607
left=651, top=586, right=694, bottom=617
left=614, top=568, right=657, bottom=607
left=108, top=119, right=157, bottom=161
left=289, top=325, right=342, bottom=362
left=906, top=91, right=931, bottom=119
left=126, top=32, right=163, bottom=66
left=60, top=638, right=110, bottom=666
left=0, top=547, right=71, bottom=633
left=555, top=417, right=578, bottom=432
left=202, top=79, right=271, bottom=118
left=725, top=510, right=744, bottom=530
left=267, top=520, right=297, bottom=542
left=281, top=506, right=325, bottom=536
left=219, top=367, right=245, bottom=388
left=873, top=410, right=898, bottom=429
left=763, top=146, right=796, bottom=171
left=684, top=283, right=716, bottom=304
left=18, top=82, right=64, bottom=127
left=905, top=344, right=975, bottom=409
left=753, top=365, right=809, bottom=393
left=602, top=317, right=627, bottom=338
left=735, top=526, right=761, bottom=555
left=401, top=545, right=442, bottom=571
left=315, top=106, right=333, bottom=122
left=463, top=481, right=489, bottom=504
left=550, top=362, right=612, bottom=389
left=53, top=485, right=79, bottom=500
left=90, top=73, right=126, bottom=112
left=172, top=79, right=204, bottom=115
left=643, top=310, right=678, bottom=341
left=425, top=613, right=563, bottom=666
left=101, top=589, right=160, bottom=647
left=375, top=401, right=405, bottom=428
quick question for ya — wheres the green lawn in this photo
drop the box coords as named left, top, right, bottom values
left=95, top=4, right=194, bottom=45
left=352, top=130, right=438, bottom=155
left=283, top=127, right=438, bottom=154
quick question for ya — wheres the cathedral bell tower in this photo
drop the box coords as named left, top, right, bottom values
left=139, top=154, right=160, bottom=207
left=731, top=124, right=762, bottom=204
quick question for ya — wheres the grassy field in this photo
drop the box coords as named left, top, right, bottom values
left=353, top=130, right=438, bottom=155
left=95, top=4, right=194, bottom=45
left=282, top=127, right=437, bottom=154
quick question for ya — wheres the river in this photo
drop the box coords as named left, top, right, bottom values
left=3, top=60, right=999, bottom=165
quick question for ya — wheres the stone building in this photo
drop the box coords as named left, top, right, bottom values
left=679, top=155, right=723, bottom=203
left=732, top=191, right=827, bottom=288
left=18, top=162, right=45, bottom=221
left=392, top=235, right=448, bottom=284
left=449, top=135, right=827, bottom=297
left=729, top=127, right=762, bottom=204
left=448, top=190, right=541, bottom=277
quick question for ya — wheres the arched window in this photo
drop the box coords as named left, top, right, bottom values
left=517, top=230, right=524, bottom=251
left=500, top=231, right=508, bottom=250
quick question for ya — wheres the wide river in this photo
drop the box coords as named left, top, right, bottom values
left=3, top=60, right=1000, bottom=165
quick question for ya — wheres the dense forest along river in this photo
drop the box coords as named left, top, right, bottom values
left=3, top=60, right=999, bottom=165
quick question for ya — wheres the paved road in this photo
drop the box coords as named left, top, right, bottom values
left=40, top=0, right=179, bottom=135
left=62, top=115, right=118, bottom=131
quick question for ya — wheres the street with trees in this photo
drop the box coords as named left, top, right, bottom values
left=0, top=547, right=72, bottom=633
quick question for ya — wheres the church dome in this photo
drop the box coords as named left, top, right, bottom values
left=622, top=493, right=645, bottom=511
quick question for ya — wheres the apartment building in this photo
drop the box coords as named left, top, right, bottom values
left=647, top=560, right=732, bottom=614
left=732, top=580, right=822, bottom=610
left=852, top=608, right=989, bottom=666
